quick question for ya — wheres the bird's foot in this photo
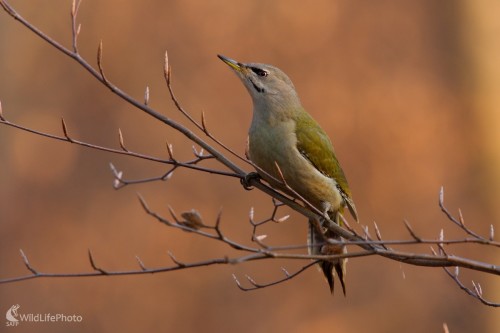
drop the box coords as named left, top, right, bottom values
left=240, top=172, right=261, bottom=190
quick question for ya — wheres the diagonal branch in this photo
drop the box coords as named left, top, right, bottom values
left=0, top=0, right=245, bottom=178
left=233, top=261, right=317, bottom=291
left=443, top=267, right=500, bottom=307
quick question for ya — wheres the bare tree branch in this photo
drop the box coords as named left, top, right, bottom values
left=233, top=261, right=317, bottom=291
left=443, top=267, right=500, bottom=307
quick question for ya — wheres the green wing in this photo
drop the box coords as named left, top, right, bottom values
left=294, top=109, right=358, bottom=221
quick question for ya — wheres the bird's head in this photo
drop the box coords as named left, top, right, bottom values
left=218, top=54, right=301, bottom=113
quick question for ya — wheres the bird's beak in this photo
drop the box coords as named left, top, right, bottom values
left=218, top=54, right=244, bottom=73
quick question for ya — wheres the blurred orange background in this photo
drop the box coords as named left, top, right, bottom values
left=1, top=0, right=499, bottom=332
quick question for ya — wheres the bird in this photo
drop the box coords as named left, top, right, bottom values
left=218, top=54, right=358, bottom=295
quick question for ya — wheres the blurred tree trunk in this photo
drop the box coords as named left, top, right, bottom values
left=462, top=0, right=500, bottom=328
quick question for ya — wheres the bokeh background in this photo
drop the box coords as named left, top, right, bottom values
left=1, top=0, right=499, bottom=332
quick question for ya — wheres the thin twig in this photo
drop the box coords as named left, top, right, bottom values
left=233, top=261, right=317, bottom=291
left=70, top=0, right=81, bottom=52
left=19, top=249, right=37, bottom=275
left=0, top=116, right=237, bottom=178
left=443, top=267, right=499, bottom=307
left=439, top=187, right=482, bottom=239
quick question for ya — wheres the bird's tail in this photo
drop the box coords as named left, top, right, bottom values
left=308, top=217, right=347, bottom=296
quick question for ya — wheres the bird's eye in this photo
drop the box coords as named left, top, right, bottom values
left=251, top=67, right=269, bottom=77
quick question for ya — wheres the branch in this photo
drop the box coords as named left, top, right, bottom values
left=0, top=0, right=317, bottom=227
left=443, top=267, right=500, bottom=307
left=1, top=194, right=498, bottom=307
left=0, top=113, right=238, bottom=180
left=233, top=261, right=317, bottom=291
left=0, top=0, right=245, bottom=178
left=439, top=186, right=484, bottom=239
left=163, top=50, right=250, bottom=165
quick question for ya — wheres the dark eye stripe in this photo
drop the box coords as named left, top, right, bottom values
left=250, top=67, right=268, bottom=77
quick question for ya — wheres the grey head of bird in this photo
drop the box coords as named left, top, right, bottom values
left=218, top=54, right=302, bottom=114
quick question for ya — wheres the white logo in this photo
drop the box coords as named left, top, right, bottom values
left=5, top=304, right=83, bottom=327
left=6, top=304, right=20, bottom=327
